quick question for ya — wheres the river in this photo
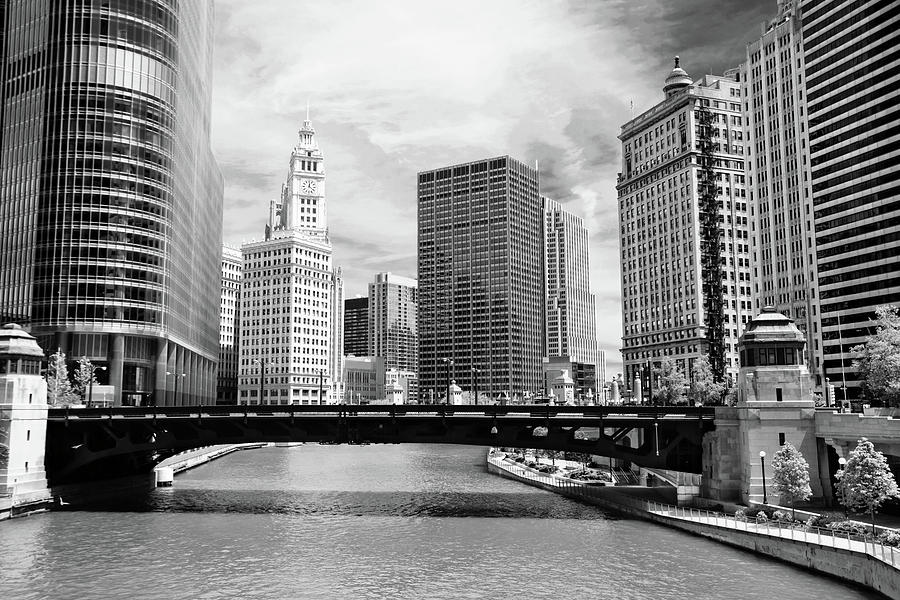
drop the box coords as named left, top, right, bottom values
left=0, top=444, right=881, bottom=599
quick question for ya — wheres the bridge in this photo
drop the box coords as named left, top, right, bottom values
left=44, top=404, right=716, bottom=485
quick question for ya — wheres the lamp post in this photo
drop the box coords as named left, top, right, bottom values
left=441, top=358, right=453, bottom=404
left=166, top=371, right=186, bottom=405
left=838, top=457, right=848, bottom=516
left=472, top=367, right=479, bottom=405
left=253, top=359, right=269, bottom=405
left=87, top=365, right=107, bottom=407
left=759, top=450, right=768, bottom=505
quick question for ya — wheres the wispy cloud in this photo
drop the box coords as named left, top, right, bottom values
left=213, top=0, right=772, bottom=375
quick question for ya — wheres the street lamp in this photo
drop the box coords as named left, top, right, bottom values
left=253, top=359, right=269, bottom=404
left=87, top=365, right=107, bottom=407
left=759, top=450, right=768, bottom=505
left=441, top=358, right=453, bottom=404
left=838, top=457, right=848, bottom=516
left=166, top=371, right=186, bottom=405
left=471, top=367, right=480, bottom=405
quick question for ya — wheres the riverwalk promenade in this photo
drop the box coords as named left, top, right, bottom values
left=487, top=449, right=900, bottom=600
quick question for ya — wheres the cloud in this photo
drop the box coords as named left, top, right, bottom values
left=212, top=0, right=775, bottom=377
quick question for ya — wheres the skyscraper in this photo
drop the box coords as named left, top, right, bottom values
left=418, top=156, right=544, bottom=403
left=617, top=60, right=752, bottom=392
left=368, top=272, right=418, bottom=373
left=543, top=197, right=599, bottom=368
left=802, top=0, right=900, bottom=401
left=238, top=117, right=343, bottom=404
left=218, top=246, right=242, bottom=404
left=0, top=2, right=223, bottom=406
left=343, top=297, right=369, bottom=357
left=742, top=0, right=822, bottom=391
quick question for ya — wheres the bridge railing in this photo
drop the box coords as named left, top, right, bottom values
left=48, top=404, right=717, bottom=421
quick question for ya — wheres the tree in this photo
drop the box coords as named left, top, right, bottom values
left=45, top=350, right=76, bottom=406
left=836, top=437, right=900, bottom=534
left=770, top=442, right=812, bottom=519
left=852, top=305, right=900, bottom=407
left=690, top=355, right=725, bottom=406
left=653, top=358, right=688, bottom=405
left=73, top=357, right=97, bottom=405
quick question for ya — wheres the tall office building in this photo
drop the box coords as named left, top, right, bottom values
left=368, top=272, right=418, bottom=373
left=217, top=246, right=242, bottom=404
left=238, top=116, right=344, bottom=404
left=617, top=60, right=752, bottom=391
left=802, top=0, right=900, bottom=401
left=418, top=156, right=544, bottom=402
left=0, top=2, right=223, bottom=405
left=742, top=0, right=822, bottom=390
left=343, top=297, right=369, bottom=356
left=543, top=197, right=599, bottom=368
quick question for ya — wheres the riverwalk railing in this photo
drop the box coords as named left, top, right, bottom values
left=647, top=502, right=900, bottom=569
left=487, top=451, right=900, bottom=570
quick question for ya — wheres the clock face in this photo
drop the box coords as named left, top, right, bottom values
left=299, top=178, right=317, bottom=195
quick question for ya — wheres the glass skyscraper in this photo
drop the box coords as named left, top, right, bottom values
left=417, top=156, right=544, bottom=403
left=0, top=1, right=223, bottom=405
left=802, top=0, right=900, bottom=401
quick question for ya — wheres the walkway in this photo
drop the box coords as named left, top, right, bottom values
left=487, top=450, right=900, bottom=569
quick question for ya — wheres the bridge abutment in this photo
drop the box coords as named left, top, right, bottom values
left=0, top=324, right=52, bottom=518
left=702, top=308, right=824, bottom=506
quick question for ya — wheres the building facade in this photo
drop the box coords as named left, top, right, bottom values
left=418, top=156, right=544, bottom=402
left=801, top=0, right=900, bottom=401
left=368, top=272, right=418, bottom=373
left=238, top=117, right=343, bottom=404
left=741, top=0, right=823, bottom=391
left=343, top=297, right=369, bottom=357
left=217, top=246, right=241, bottom=404
left=617, top=60, right=752, bottom=393
left=0, top=2, right=223, bottom=406
left=543, top=197, right=599, bottom=369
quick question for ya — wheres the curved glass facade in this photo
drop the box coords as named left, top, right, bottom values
left=0, top=0, right=222, bottom=405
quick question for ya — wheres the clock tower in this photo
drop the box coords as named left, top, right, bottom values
left=240, top=114, right=345, bottom=405
left=273, top=115, right=327, bottom=234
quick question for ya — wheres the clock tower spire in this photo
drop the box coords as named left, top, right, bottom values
left=271, top=112, right=327, bottom=235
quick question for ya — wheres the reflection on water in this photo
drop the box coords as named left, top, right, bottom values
left=0, top=444, right=881, bottom=600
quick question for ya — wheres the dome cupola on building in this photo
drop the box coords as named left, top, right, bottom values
left=739, top=307, right=806, bottom=368
left=663, top=56, right=694, bottom=97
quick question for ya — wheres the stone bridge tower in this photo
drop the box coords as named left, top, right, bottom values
left=0, top=324, right=51, bottom=518
left=702, top=308, right=824, bottom=504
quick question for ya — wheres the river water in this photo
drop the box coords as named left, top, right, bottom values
left=0, top=444, right=881, bottom=599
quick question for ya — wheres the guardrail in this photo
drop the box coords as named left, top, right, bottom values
left=488, top=452, right=900, bottom=571
left=647, top=502, right=900, bottom=569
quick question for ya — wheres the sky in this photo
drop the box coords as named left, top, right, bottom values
left=212, top=0, right=775, bottom=376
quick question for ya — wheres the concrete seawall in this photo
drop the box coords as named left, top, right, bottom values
left=155, top=443, right=268, bottom=481
left=487, top=450, right=900, bottom=600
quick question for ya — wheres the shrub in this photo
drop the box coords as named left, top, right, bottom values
left=526, top=461, right=537, bottom=469
left=772, top=510, right=793, bottom=523
left=828, top=520, right=869, bottom=536
left=878, top=530, right=900, bottom=547
left=735, top=509, right=748, bottom=522
left=514, top=456, right=526, bottom=463
left=567, top=469, right=608, bottom=482
left=805, top=514, right=834, bottom=530
left=756, top=511, right=769, bottom=524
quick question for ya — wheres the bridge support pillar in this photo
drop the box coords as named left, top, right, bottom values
left=0, top=324, right=51, bottom=519
left=703, top=309, right=826, bottom=506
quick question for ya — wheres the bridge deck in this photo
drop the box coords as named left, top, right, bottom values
left=49, top=404, right=716, bottom=424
